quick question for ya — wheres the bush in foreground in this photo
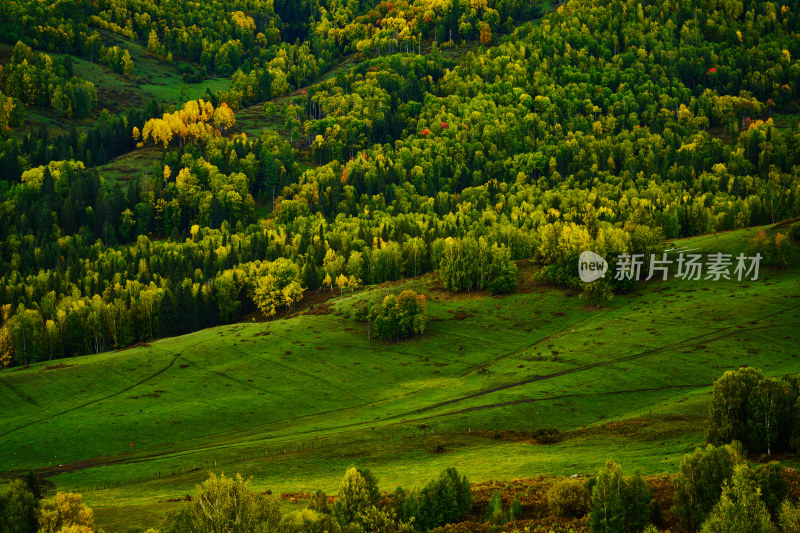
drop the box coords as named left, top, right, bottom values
left=486, top=490, right=506, bottom=525
left=700, top=464, right=776, bottom=533
left=547, top=478, right=590, bottom=518
left=780, top=499, right=800, bottom=533
left=672, top=443, right=742, bottom=531
left=397, top=467, right=472, bottom=531
left=588, top=461, right=651, bottom=533
left=163, top=473, right=280, bottom=533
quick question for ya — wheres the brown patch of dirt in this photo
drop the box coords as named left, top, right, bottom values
left=44, top=363, right=76, bottom=371
left=305, top=301, right=333, bottom=316
left=159, top=495, right=192, bottom=503
left=428, top=286, right=489, bottom=302
left=773, top=216, right=800, bottom=228
left=95, top=83, right=148, bottom=114
left=452, top=309, right=471, bottom=320
left=280, top=492, right=312, bottom=500
left=114, top=341, right=151, bottom=352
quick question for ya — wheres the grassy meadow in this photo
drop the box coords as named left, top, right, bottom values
left=1, top=225, right=799, bottom=531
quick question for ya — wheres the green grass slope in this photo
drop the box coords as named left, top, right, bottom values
left=1, top=225, right=799, bottom=531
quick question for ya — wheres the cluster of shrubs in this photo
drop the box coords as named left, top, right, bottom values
left=354, top=290, right=428, bottom=341
left=536, top=366, right=800, bottom=533
left=545, top=463, right=653, bottom=532
left=531, top=427, right=562, bottom=444
left=163, top=467, right=473, bottom=533
left=0, top=473, right=105, bottom=533
left=706, top=366, right=800, bottom=456
left=545, top=446, right=800, bottom=533
left=393, top=467, right=473, bottom=530
left=484, top=490, right=523, bottom=525
left=748, top=230, right=793, bottom=267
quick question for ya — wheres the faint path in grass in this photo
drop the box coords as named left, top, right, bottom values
left=419, top=383, right=712, bottom=418
left=0, top=336, right=221, bottom=438
left=224, top=340, right=367, bottom=400
left=456, top=309, right=614, bottom=378
left=0, top=379, right=39, bottom=407
left=0, top=351, right=184, bottom=438
left=27, top=383, right=709, bottom=482
left=398, top=303, right=800, bottom=417
left=155, top=302, right=800, bottom=445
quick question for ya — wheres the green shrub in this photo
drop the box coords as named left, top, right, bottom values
left=532, top=427, right=561, bottom=444
left=358, top=506, right=414, bottom=533
left=509, top=498, right=522, bottom=521
left=308, top=489, right=329, bottom=514
left=753, top=462, right=787, bottom=521
left=279, top=508, right=342, bottom=533
left=589, top=461, right=651, bottom=533
left=398, top=467, right=472, bottom=531
left=333, top=468, right=380, bottom=527
left=707, top=367, right=800, bottom=455
left=706, top=367, right=764, bottom=447
left=779, top=499, right=800, bottom=533
left=774, top=233, right=791, bottom=267
left=700, top=464, right=776, bottom=533
left=486, top=490, right=506, bottom=525
left=163, top=473, right=280, bottom=533
left=0, top=479, right=38, bottom=533
left=547, top=478, right=589, bottom=518
left=747, top=231, right=772, bottom=262
left=672, top=443, right=742, bottom=531
left=359, top=291, right=428, bottom=341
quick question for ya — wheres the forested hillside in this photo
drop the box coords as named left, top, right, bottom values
left=0, top=0, right=798, bottom=364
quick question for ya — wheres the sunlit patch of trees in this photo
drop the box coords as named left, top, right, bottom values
left=134, top=99, right=236, bottom=149
left=355, top=290, right=428, bottom=341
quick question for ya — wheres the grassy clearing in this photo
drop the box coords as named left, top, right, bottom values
left=93, top=31, right=231, bottom=110
left=1, top=225, right=799, bottom=531
left=95, top=147, right=163, bottom=187
left=0, top=35, right=230, bottom=139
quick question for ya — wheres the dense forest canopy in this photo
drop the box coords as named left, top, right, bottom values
left=1, top=0, right=800, bottom=365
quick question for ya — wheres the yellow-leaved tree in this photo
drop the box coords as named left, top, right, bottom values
left=38, top=492, right=95, bottom=533
left=231, top=11, right=256, bottom=31
left=141, top=118, right=173, bottom=149
left=136, top=99, right=223, bottom=150
left=252, top=258, right=304, bottom=320
left=213, top=102, right=236, bottom=134
left=336, top=273, right=349, bottom=294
